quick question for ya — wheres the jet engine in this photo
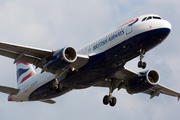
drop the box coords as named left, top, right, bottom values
left=43, top=47, right=77, bottom=72
left=126, top=70, right=159, bottom=94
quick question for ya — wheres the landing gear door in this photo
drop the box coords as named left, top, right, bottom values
left=126, top=24, right=133, bottom=35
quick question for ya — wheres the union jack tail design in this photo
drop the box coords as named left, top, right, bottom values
left=16, top=61, right=36, bottom=86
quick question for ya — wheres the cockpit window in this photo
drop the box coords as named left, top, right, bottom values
left=147, top=16, right=152, bottom=20
left=142, top=16, right=161, bottom=22
left=142, top=17, right=147, bottom=22
left=153, top=16, right=161, bottom=20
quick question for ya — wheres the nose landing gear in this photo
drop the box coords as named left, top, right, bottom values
left=138, top=49, right=146, bottom=69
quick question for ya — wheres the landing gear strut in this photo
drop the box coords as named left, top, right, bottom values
left=138, top=49, right=146, bottom=69
left=49, top=78, right=62, bottom=92
left=102, top=79, right=123, bottom=107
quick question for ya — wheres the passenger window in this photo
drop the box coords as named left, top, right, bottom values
left=142, top=17, right=147, bottom=22
left=147, top=16, right=152, bottom=20
left=153, top=16, right=161, bottom=20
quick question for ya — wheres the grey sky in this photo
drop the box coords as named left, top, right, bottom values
left=0, top=1, right=180, bottom=120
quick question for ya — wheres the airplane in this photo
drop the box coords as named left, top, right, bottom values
left=0, top=14, right=179, bottom=107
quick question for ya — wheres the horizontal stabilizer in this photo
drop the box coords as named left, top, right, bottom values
left=0, top=85, right=19, bottom=94
left=41, top=99, right=56, bottom=104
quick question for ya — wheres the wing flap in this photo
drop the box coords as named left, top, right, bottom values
left=0, top=85, right=19, bottom=94
left=0, top=49, right=17, bottom=59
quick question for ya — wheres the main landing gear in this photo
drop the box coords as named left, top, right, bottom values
left=138, top=49, right=146, bottom=69
left=103, top=79, right=123, bottom=107
left=49, top=78, right=62, bottom=92
left=103, top=94, right=117, bottom=107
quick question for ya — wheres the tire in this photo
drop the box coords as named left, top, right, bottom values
left=142, top=62, right=146, bottom=69
left=103, top=95, right=110, bottom=105
left=110, top=97, right=117, bottom=107
left=138, top=61, right=142, bottom=68
left=56, top=83, right=62, bottom=92
left=49, top=81, right=55, bottom=91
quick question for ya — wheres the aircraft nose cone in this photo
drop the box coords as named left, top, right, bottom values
left=163, top=20, right=172, bottom=31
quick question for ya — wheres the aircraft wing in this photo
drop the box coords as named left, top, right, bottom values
left=94, top=67, right=180, bottom=100
left=94, top=67, right=138, bottom=88
left=0, top=41, right=89, bottom=74
left=143, top=84, right=180, bottom=100
left=0, top=41, right=53, bottom=68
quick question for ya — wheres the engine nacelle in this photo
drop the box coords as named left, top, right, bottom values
left=43, top=47, right=77, bottom=72
left=126, top=70, right=160, bottom=94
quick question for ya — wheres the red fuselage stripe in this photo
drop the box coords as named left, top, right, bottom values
left=117, top=18, right=139, bottom=29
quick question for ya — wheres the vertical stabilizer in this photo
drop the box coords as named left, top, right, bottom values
left=16, top=61, right=36, bottom=86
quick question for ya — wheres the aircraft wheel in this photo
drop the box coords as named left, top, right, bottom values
left=142, top=62, right=146, bottom=69
left=103, top=95, right=110, bottom=105
left=49, top=81, right=55, bottom=91
left=56, top=83, right=62, bottom=92
left=110, top=97, right=117, bottom=107
left=138, top=61, right=146, bottom=69
left=138, top=61, right=142, bottom=68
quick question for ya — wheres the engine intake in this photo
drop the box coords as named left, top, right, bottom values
left=43, top=47, right=77, bottom=72
left=146, top=70, right=159, bottom=85
left=126, top=70, right=160, bottom=94
left=62, top=47, right=77, bottom=63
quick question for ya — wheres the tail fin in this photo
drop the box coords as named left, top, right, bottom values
left=16, top=61, right=36, bottom=86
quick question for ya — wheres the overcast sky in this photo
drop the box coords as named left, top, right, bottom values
left=0, top=0, right=180, bottom=120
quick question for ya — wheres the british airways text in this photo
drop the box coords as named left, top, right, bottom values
left=93, top=29, right=124, bottom=51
